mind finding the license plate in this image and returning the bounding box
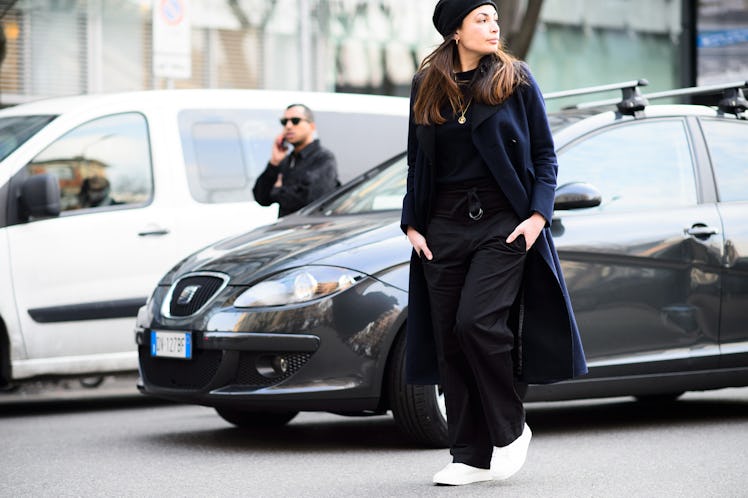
[150,331,192,359]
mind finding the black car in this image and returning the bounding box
[136,81,748,447]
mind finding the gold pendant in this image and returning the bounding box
[458,116,466,124]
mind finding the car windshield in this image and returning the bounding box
[315,153,407,216]
[0,115,57,163]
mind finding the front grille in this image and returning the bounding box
[234,352,312,387]
[167,274,227,317]
[139,346,222,390]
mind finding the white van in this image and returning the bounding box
[0,89,408,387]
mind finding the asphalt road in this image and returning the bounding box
[1,377,746,497]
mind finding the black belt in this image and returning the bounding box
[433,184,510,220]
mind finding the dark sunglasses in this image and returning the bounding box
[280,117,307,126]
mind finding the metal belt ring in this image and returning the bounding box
[469,208,484,220]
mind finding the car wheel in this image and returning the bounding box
[387,331,448,448]
[215,407,299,428]
[635,392,684,403]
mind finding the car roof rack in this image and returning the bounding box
[549,79,748,117]
[544,79,649,116]
[644,81,748,116]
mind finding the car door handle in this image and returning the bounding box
[685,225,719,238]
[138,228,170,237]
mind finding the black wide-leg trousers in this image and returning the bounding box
[421,188,527,469]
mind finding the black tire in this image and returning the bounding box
[387,332,448,448]
[215,407,298,428]
[635,392,684,403]
[79,376,105,388]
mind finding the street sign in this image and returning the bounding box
[152,0,192,79]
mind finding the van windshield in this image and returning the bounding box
[0,115,57,162]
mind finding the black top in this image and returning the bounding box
[434,68,493,186]
[253,139,339,217]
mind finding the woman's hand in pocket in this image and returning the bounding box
[507,212,546,251]
[407,226,433,261]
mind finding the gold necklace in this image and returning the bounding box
[457,98,472,125]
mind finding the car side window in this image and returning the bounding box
[699,119,748,202]
[556,119,698,213]
[25,113,153,213]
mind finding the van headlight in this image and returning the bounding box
[233,266,364,308]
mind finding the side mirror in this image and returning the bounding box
[554,182,602,211]
[20,174,61,219]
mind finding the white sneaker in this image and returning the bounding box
[432,463,493,486]
[490,423,532,480]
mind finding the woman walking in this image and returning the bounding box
[401,0,587,486]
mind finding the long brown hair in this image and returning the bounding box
[412,39,525,125]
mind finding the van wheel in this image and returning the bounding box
[79,376,105,388]
[387,332,448,448]
[215,407,298,428]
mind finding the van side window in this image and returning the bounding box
[25,113,153,212]
[192,122,248,190]
[179,109,276,204]
[700,119,748,202]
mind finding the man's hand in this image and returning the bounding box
[269,133,288,166]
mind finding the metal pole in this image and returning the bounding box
[299,0,311,91]
[86,0,103,94]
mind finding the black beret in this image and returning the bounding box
[433,0,498,37]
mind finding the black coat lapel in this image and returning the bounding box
[471,101,501,130]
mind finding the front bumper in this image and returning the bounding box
[136,276,407,412]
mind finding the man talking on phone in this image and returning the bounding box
[253,103,340,217]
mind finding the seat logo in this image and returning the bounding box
[177,285,201,306]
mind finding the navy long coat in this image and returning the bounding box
[401,66,588,385]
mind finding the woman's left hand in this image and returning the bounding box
[507,212,547,250]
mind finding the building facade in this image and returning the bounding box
[0,0,745,107]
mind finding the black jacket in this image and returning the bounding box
[253,139,339,216]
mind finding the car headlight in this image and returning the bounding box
[233,266,364,308]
